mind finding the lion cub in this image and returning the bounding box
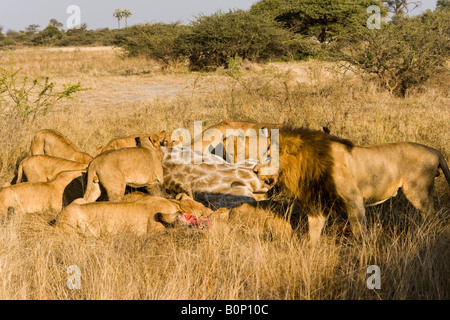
[83,135,164,203]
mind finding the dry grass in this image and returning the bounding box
[0,47,448,300]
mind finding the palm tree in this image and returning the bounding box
[113,9,123,29]
[122,9,133,28]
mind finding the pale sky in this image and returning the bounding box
[0,0,438,32]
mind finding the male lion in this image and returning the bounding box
[222,123,331,163]
[254,127,450,242]
[83,135,164,203]
[0,169,85,215]
[30,129,93,164]
[16,155,88,183]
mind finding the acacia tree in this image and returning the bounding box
[436,0,450,10]
[25,24,40,35]
[383,0,421,17]
[49,18,64,30]
[251,0,386,43]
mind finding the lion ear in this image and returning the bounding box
[222,118,232,125]
[150,134,160,146]
[158,131,166,141]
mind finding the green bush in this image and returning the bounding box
[180,10,293,70]
[0,58,83,124]
[32,25,64,46]
[114,23,189,66]
[56,28,118,47]
[335,10,450,97]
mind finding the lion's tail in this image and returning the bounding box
[83,164,100,202]
[438,152,450,186]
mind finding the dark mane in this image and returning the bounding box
[278,126,354,150]
[273,126,351,214]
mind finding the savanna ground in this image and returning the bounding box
[0,46,448,299]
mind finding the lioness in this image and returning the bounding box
[228,202,294,241]
[51,197,181,237]
[97,132,177,153]
[30,129,93,164]
[254,127,450,242]
[96,134,152,154]
[0,169,85,215]
[83,135,164,203]
[158,130,181,147]
[16,155,88,183]
[52,193,228,236]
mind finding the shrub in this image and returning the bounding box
[0,57,84,174]
[114,23,189,66]
[0,57,83,125]
[334,10,450,97]
[32,25,65,46]
[180,10,294,70]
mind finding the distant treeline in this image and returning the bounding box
[0,23,120,47]
[1,0,449,96]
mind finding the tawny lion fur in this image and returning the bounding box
[0,170,85,215]
[96,134,152,154]
[228,202,293,241]
[254,127,450,242]
[30,129,93,164]
[17,155,88,183]
[97,132,177,154]
[83,135,164,203]
[52,197,180,236]
[53,193,228,236]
